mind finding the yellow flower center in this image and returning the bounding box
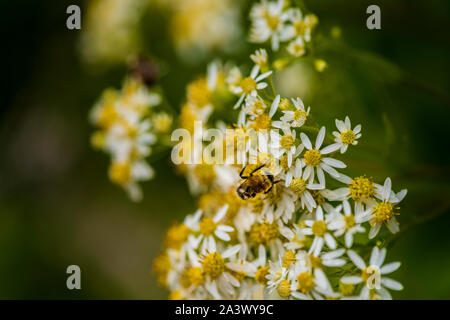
[372,201,396,223]
[255,266,270,284]
[280,135,295,150]
[187,77,211,107]
[266,14,280,30]
[310,190,325,206]
[297,272,314,294]
[349,176,375,202]
[277,280,291,298]
[202,252,225,279]
[251,114,271,130]
[109,162,131,185]
[199,217,216,236]
[344,215,356,229]
[154,113,172,133]
[341,130,356,145]
[168,290,182,300]
[249,222,279,244]
[98,104,118,129]
[194,164,216,186]
[252,99,266,115]
[186,267,204,287]
[289,178,307,195]
[241,77,257,94]
[312,220,327,237]
[339,282,355,296]
[293,109,308,122]
[282,250,296,268]
[304,149,322,167]
[153,253,171,286]
[294,20,307,36]
[164,223,190,250]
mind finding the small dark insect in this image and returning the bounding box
[130,55,159,87]
[236,163,279,200]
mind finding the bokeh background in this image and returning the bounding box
[1,0,449,299]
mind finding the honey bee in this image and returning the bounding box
[236,163,279,200]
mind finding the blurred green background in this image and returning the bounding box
[0,0,449,299]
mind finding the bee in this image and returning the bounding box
[236,163,279,200]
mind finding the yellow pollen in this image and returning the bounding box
[249,222,279,244]
[280,135,295,150]
[277,280,291,298]
[282,250,296,268]
[251,114,271,130]
[153,253,171,286]
[240,77,257,94]
[266,14,280,30]
[187,77,211,107]
[312,220,327,237]
[289,178,307,195]
[164,223,190,250]
[255,266,270,284]
[297,272,314,294]
[304,149,321,167]
[199,217,216,236]
[252,99,266,115]
[349,176,375,202]
[294,20,307,36]
[187,267,204,287]
[339,282,355,296]
[293,109,308,122]
[168,290,182,300]
[280,155,290,172]
[109,162,131,185]
[194,164,216,186]
[202,252,225,279]
[341,130,356,145]
[98,104,118,129]
[372,201,396,223]
[344,215,356,229]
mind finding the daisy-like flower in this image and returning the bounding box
[270,125,302,167]
[302,206,336,253]
[249,0,291,51]
[185,205,234,252]
[284,9,318,43]
[284,159,317,212]
[300,126,346,187]
[280,98,310,127]
[342,246,403,300]
[327,200,371,248]
[287,37,306,57]
[291,263,336,300]
[194,244,242,299]
[233,65,272,109]
[250,49,269,71]
[332,116,362,153]
[368,177,407,239]
[266,257,296,299]
[280,224,306,251]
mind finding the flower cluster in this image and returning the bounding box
[153,0,406,300]
[90,77,172,201]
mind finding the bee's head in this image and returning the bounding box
[236,185,255,200]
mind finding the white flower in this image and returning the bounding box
[284,159,317,212]
[332,116,361,153]
[327,200,371,248]
[250,49,269,69]
[185,205,234,252]
[280,97,310,127]
[368,177,407,239]
[291,263,336,300]
[270,125,302,167]
[280,225,306,251]
[342,246,403,300]
[249,0,291,51]
[300,126,346,188]
[287,37,306,57]
[233,65,272,109]
[302,206,336,254]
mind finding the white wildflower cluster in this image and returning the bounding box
[249,0,318,56]
[153,1,406,300]
[90,77,172,201]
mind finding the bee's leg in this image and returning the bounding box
[239,166,249,179]
[264,184,274,194]
[249,162,269,176]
